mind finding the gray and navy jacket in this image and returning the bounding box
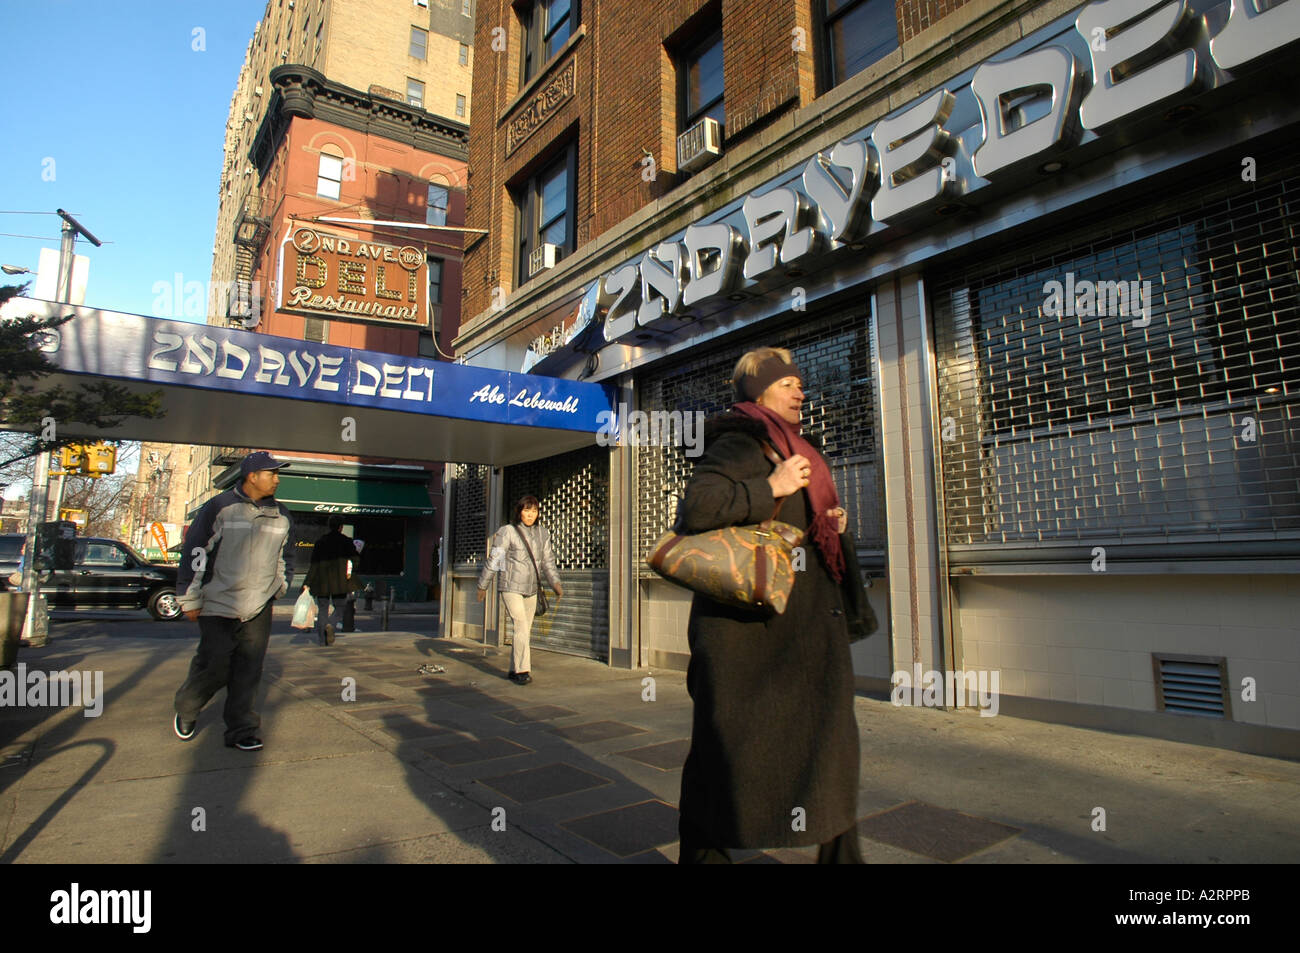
[477,522,561,596]
[177,486,294,621]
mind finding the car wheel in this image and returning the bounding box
[148,588,183,621]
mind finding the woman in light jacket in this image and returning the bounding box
[477,495,563,684]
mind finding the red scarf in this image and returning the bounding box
[733,401,845,583]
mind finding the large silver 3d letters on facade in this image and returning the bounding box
[577,0,1300,355]
[1210,0,1300,70]
[741,187,821,281]
[971,46,1081,179]
[1076,0,1201,130]
[801,140,877,243]
[870,90,957,222]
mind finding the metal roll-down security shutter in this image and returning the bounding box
[503,444,610,660]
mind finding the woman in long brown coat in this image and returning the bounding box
[677,346,864,863]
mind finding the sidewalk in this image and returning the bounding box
[2,610,1298,864]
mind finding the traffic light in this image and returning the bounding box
[58,445,85,473]
[55,442,117,478]
[59,508,87,529]
[83,443,117,476]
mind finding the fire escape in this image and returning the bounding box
[230,190,271,328]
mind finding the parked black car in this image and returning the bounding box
[0,533,182,621]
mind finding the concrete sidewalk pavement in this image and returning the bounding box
[2,611,1298,864]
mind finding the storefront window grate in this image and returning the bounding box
[637,303,884,569]
[934,165,1300,550]
[450,463,489,566]
[504,444,609,570]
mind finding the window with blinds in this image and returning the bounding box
[933,163,1300,555]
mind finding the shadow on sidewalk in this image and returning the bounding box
[254,631,689,863]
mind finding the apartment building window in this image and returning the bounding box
[680,28,724,134]
[407,77,425,108]
[410,25,428,60]
[427,182,449,226]
[821,0,899,89]
[515,142,576,285]
[427,255,444,345]
[456,94,467,117]
[317,151,344,199]
[462,0,473,16]
[459,42,470,66]
[521,0,576,83]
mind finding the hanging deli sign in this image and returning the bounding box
[535,0,1299,367]
[280,226,427,328]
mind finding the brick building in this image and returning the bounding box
[125,443,199,560]
[193,0,475,598]
[446,0,1300,755]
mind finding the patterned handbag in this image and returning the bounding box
[645,445,805,614]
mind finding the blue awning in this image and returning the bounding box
[3,297,617,466]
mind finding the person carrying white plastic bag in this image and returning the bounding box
[291,588,317,629]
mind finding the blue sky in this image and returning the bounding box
[0,0,269,319]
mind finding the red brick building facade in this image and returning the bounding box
[248,68,468,359]
[231,66,471,598]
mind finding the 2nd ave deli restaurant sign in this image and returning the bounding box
[280,226,427,328]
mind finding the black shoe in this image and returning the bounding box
[229,737,263,751]
[511,672,532,685]
[174,713,196,741]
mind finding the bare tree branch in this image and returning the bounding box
[0,284,165,465]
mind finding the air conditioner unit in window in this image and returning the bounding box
[528,243,561,278]
[677,117,723,173]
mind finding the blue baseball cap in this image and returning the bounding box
[240,451,290,477]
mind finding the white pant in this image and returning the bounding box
[500,592,537,675]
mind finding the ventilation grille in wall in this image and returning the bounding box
[1152,654,1230,719]
[303,316,329,343]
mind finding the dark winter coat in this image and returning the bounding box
[305,530,360,597]
[677,413,861,848]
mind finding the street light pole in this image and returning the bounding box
[19,209,103,647]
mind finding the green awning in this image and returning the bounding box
[274,474,434,517]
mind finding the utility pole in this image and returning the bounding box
[19,209,102,646]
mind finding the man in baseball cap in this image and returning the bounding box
[239,450,290,477]
[172,451,294,751]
